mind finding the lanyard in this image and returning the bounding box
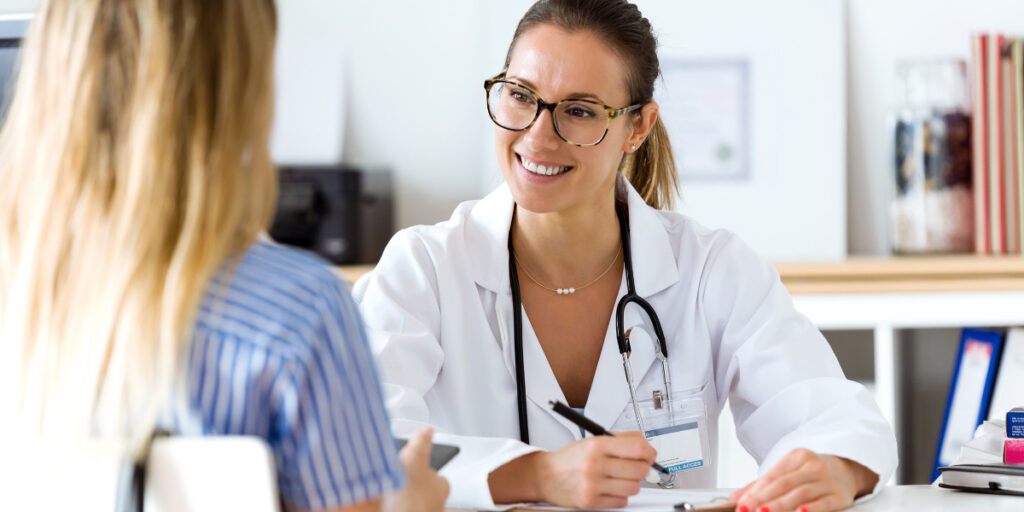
[508,187,671,443]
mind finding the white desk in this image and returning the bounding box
[853,484,1020,510]
[482,485,1022,512]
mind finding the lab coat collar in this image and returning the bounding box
[466,180,680,437]
[463,179,681,298]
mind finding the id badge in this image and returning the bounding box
[611,385,710,476]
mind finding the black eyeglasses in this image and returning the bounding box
[484,72,643,147]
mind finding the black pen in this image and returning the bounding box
[548,400,671,476]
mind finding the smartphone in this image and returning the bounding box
[393,438,460,470]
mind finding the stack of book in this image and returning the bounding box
[972,34,1024,254]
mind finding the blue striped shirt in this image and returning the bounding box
[168,240,405,510]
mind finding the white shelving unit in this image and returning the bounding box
[792,290,1024,442]
[774,257,1024,484]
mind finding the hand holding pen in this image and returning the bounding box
[490,401,661,509]
[548,400,673,478]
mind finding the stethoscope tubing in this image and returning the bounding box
[508,187,672,444]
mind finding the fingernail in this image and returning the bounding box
[798,507,809,512]
[757,507,770,512]
[736,506,749,512]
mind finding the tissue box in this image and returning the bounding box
[1007,438,1024,464]
[1009,408,1024,439]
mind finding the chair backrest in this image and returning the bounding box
[144,436,279,512]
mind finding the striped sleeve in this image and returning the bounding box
[272,279,406,510]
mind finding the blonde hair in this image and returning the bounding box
[0,0,278,458]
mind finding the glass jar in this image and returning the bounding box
[889,60,973,254]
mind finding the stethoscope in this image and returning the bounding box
[507,183,673,445]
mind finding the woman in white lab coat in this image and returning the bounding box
[355,1,896,511]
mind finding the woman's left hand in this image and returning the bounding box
[728,448,878,512]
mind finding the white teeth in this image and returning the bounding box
[521,156,569,176]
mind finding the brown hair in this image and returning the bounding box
[504,0,679,210]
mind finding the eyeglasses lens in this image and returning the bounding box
[487,81,608,146]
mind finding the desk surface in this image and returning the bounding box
[481,485,1022,512]
[854,484,1020,510]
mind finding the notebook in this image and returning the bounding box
[938,463,1024,497]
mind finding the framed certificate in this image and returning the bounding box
[656,59,749,181]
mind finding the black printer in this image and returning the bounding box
[270,165,394,265]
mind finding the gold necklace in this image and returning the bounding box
[513,244,621,295]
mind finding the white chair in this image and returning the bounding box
[144,436,279,512]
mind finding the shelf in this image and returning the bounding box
[776,256,1024,294]
[339,255,1024,294]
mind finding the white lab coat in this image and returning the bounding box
[353,182,897,509]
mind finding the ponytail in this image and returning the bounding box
[623,117,678,210]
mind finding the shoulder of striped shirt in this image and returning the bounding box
[195,240,351,349]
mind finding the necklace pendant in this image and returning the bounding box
[556,287,576,295]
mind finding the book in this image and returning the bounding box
[988,327,1024,421]
[938,463,1024,496]
[934,328,1004,480]
[988,34,1006,254]
[1002,43,1020,254]
[1013,39,1024,254]
[972,34,990,254]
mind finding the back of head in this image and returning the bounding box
[506,0,679,209]
[0,0,278,460]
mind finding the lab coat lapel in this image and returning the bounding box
[584,274,657,432]
[586,182,682,431]
[623,180,681,298]
[466,185,520,379]
[464,184,515,296]
[474,185,581,437]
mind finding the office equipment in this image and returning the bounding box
[270,165,393,265]
[548,400,671,478]
[392,438,460,470]
[938,463,1024,496]
[934,328,1004,480]
[0,14,30,123]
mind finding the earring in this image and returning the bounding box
[631,144,636,151]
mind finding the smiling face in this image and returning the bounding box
[496,24,639,215]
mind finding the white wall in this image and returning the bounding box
[0,1,34,15]
[324,0,492,229]
[847,0,1024,255]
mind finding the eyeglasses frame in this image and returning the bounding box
[483,72,644,147]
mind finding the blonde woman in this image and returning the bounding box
[0,1,447,511]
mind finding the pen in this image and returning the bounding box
[673,499,736,511]
[548,400,671,476]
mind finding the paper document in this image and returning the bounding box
[515,488,728,512]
